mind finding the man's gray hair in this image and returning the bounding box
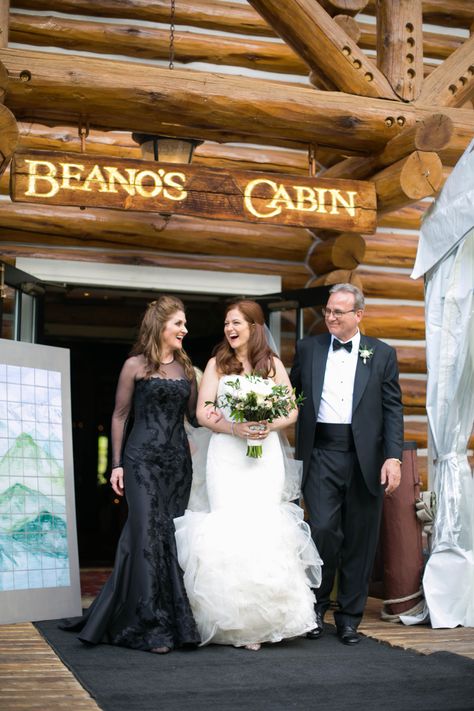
[329,283,365,311]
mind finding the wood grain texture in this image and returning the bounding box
[11,150,377,231]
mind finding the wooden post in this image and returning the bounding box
[0,0,8,49]
[0,104,18,176]
[376,0,423,101]
[246,0,398,98]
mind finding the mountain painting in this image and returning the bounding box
[0,363,71,592]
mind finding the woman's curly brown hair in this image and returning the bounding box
[130,295,194,380]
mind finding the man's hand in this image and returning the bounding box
[381,458,401,495]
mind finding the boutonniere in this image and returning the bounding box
[359,344,374,365]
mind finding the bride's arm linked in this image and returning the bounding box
[265,358,298,435]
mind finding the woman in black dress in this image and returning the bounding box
[63,295,200,654]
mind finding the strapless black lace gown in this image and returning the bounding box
[62,376,200,651]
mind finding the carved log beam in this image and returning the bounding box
[0,103,18,176]
[376,0,423,101]
[0,242,310,291]
[416,34,474,108]
[0,201,312,261]
[247,0,397,98]
[0,48,426,152]
[372,151,443,214]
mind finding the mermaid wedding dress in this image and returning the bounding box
[175,375,322,647]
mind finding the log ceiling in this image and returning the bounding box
[1,0,473,426]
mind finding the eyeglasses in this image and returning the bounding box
[322,307,356,319]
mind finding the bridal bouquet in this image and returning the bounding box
[212,373,303,458]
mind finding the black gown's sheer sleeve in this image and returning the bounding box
[186,374,200,428]
[111,359,137,467]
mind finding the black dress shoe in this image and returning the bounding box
[306,612,324,639]
[336,625,361,645]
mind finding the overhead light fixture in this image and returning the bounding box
[132,133,203,164]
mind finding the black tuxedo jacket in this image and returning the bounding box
[290,333,404,496]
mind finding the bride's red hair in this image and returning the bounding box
[214,300,276,377]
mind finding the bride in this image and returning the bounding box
[174,300,321,650]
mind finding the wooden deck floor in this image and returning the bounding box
[360,597,474,660]
[1,597,473,711]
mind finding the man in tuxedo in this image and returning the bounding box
[290,283,403,645]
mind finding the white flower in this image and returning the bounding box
[359,344,374,365]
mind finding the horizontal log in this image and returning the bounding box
[8,12,308,77]
[3,48,472,156]
[8,9,459,81]
[361,305,425,339]
[400,377,426,408]
[0,48,432,153]
[308,233,366,274]
[1,243,310,291]
[0,201,312,261]
[13,122,311,175]
[372,151,443,214]
[11,0,276,37]
[318,0,369,15]
[309,269,363,290]
[13,0,474,36]
[362,232,419,268]
[395,346,426,374]
[378,202,427,230]
[355,267,424,300]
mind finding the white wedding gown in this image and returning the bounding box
[175,375,322,647]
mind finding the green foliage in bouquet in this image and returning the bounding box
[207,373,304,458]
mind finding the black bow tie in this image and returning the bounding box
[333,339,352,353]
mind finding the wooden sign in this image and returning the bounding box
[10,151,377,232]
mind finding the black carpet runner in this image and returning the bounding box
[35,619,474,711]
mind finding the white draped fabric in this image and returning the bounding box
[410,140,474,628]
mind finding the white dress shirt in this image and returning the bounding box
[317,330,361,424]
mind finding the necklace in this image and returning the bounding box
[161,356,175,365]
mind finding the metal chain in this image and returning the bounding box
[169,0,176,70]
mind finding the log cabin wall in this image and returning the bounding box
[1,1,474,487]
